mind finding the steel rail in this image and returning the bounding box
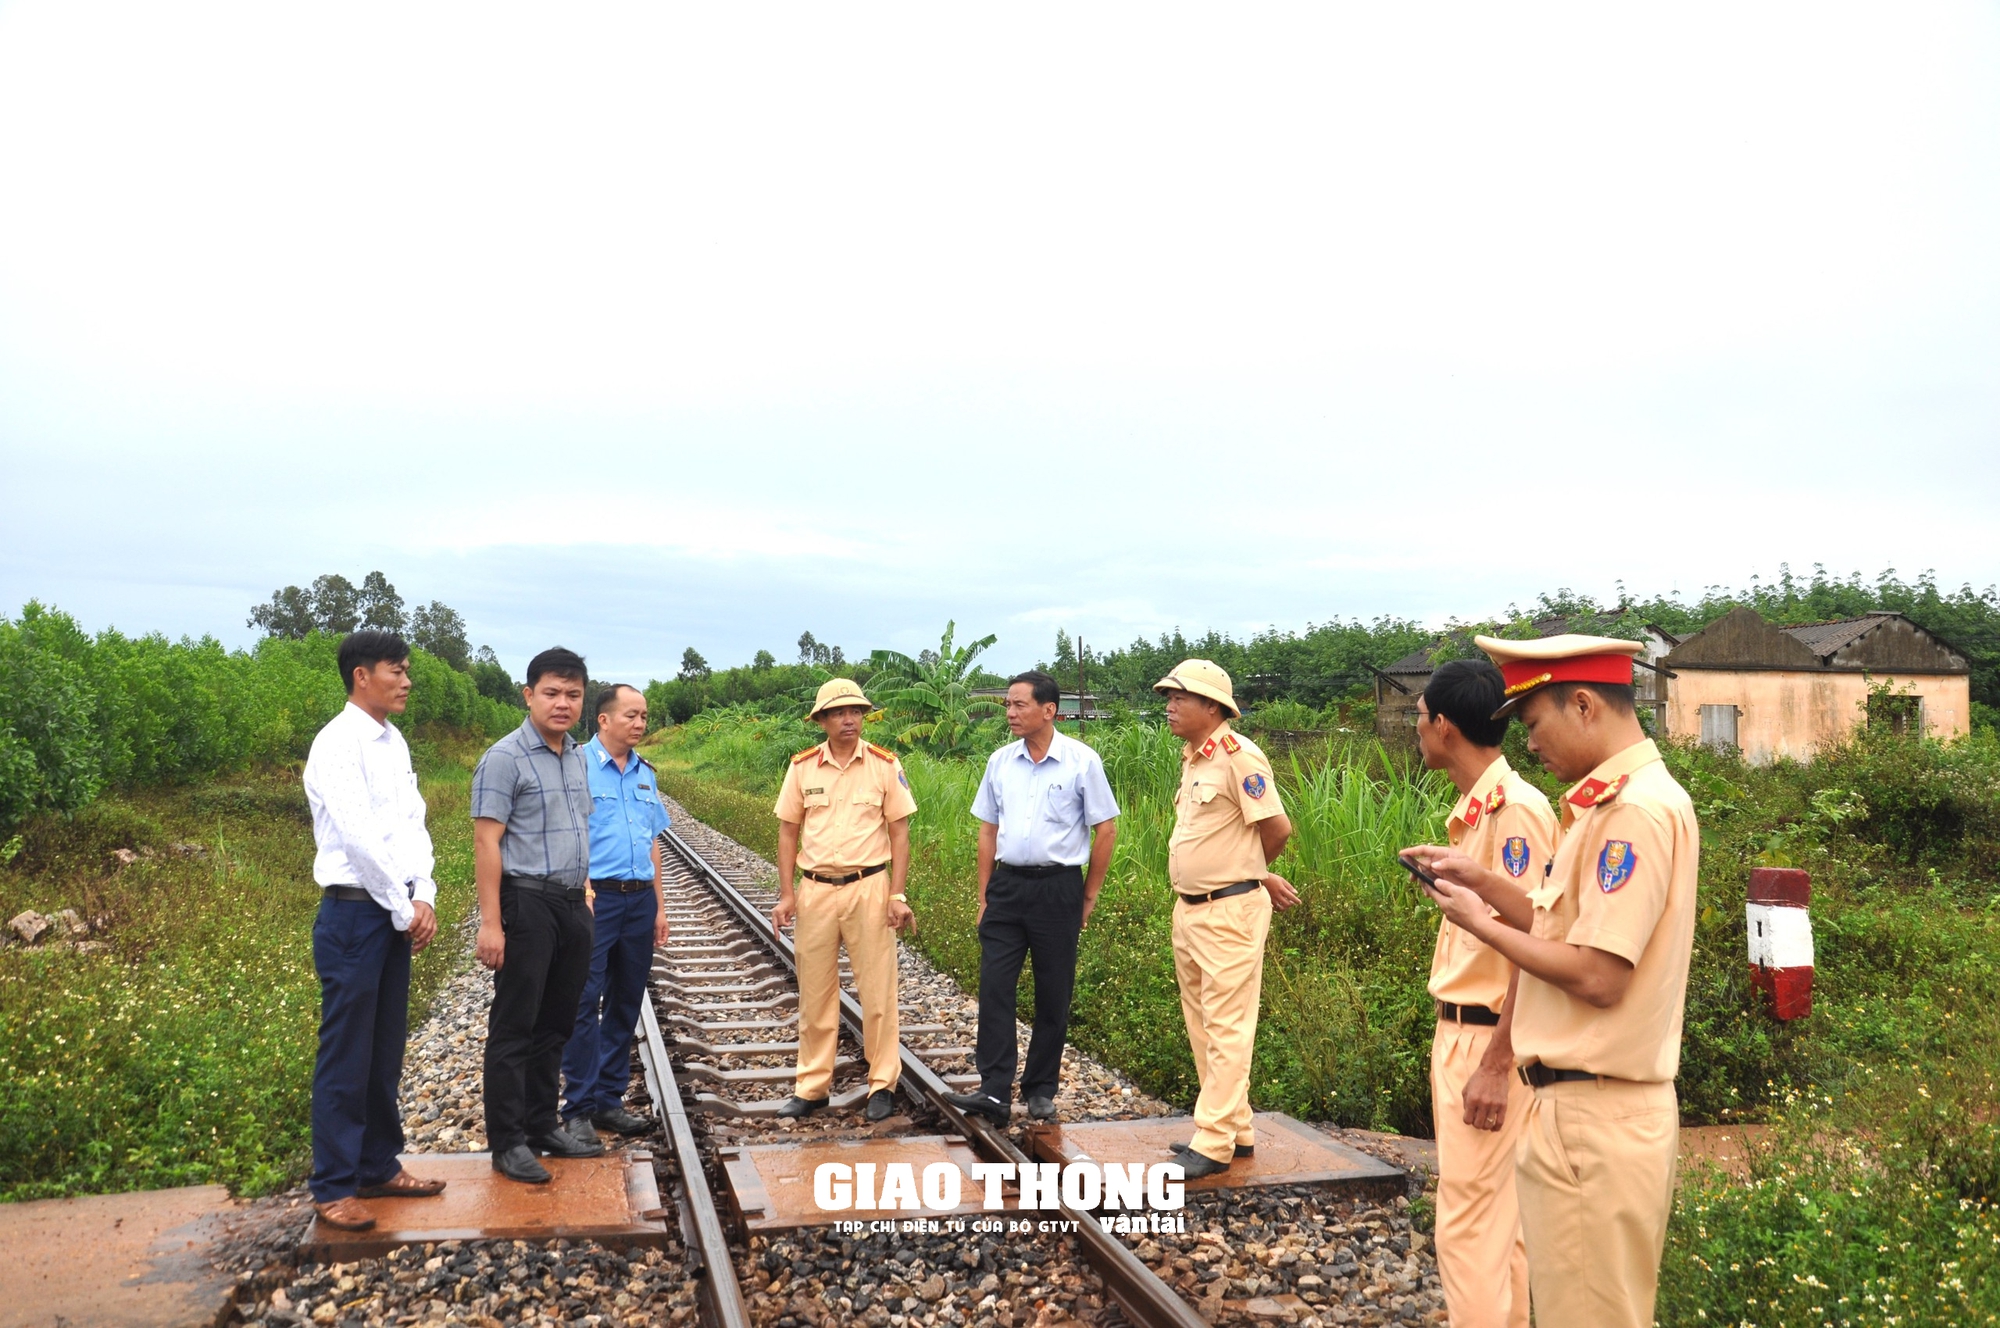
[657,825,1207,1328]
[635,929,754,1327]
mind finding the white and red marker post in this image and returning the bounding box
[1747,867,1813,1020]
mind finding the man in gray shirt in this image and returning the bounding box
[471,646,601,1184]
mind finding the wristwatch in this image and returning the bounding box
[889,893,907,902]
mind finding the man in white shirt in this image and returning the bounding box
[945,671,1119,1125]
[301,630,446,1232]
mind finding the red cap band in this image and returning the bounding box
[1499,653,1635,698]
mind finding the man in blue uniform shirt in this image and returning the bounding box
[561,684,673,1144]
[945,671,1119,1125]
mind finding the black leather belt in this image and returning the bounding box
[996,862,1073,879]
[1520,1064,1599,1088]
[327,883,413,904]
[591,878,657,893]
[503,874,588,900]
[1176,880,1261,905]
[803,863,888,886]
[1437,1001,1501,1027]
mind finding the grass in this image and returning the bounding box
[0,727,484,1201]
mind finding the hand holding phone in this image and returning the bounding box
[1398,853,1440,889]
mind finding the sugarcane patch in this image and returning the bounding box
[1598,840,1637,893]
[1503,836,1530,878]
[1242,773,1267,799]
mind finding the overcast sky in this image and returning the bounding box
[3,2,1996,682]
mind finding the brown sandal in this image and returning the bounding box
[356,1169,448,1198]
[313,1196,377,1231]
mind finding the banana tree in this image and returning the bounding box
[867,621,1002,758]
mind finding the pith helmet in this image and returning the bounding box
[1475,634,1644,718]
[1153,658,1240,718]
[810,677,875,718]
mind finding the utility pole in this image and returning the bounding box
[1077,635,1087,741]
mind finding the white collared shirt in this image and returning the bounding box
[303,701,437,931]
[970,729,1120,867]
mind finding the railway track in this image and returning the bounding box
[638,822,1209,1328]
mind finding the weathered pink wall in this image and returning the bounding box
[1666,671,1970,764]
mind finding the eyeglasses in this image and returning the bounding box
[1406,710,1429,727]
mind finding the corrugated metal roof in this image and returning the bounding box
[1778,614,1895,658]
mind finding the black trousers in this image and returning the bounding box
[484,885,594,1151]
[974,864,1084,1104]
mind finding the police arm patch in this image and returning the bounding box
[1502,836,1530,877]
[1242,772,1266,799]
[1597,840,1637,892]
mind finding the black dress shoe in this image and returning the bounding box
[1171,1145,1232,1180]
[565,1116,601,1148]
[492,1144,551,1184]
[944,1091,1009,1125]
[1178,1139,1255,1158]
[776,1095,830,1118]
[533,1127,605,1158]
[865,1089,896,1122]
[1026,1095,1058,1121]
[593,1107,651,1136]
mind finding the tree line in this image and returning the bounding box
[644,565,2000,738]
[0,603,521,833]
[246,571,519,710]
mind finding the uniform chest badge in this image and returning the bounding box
[1242,773,1266,799]
[1502,836,1530,877]
[1597,840,1637,892]
[1461,799,1481,829]
[804,786,825,797]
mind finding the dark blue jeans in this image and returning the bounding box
[561,885,658,1120]
[309,894,411,1202]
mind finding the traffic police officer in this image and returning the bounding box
[1407,659,1557,1328]
[770,679,917,1124]
[1408,635,1698,1328]
[1154,659,1299,1180]
[562,684,672,1145]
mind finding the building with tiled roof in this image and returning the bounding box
[1661,607,1969,762]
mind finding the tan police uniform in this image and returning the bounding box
[1428,755,1557,1328]
[1156,660,1283,1166]
[1479,635,1699,1328]
[773,683,918,1102]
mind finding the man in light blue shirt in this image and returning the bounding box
[561,684,672,1144]
[945,671,1119,1125]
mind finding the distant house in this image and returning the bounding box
[1661,608,1969,763]
[1371,616,1678,742]
[968,688,1110,722]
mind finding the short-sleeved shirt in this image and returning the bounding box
[1511,738,1700,1083]
[1427,755,1560,1012]
[583,735,672,881]
[773,740,918,872]
[1168,723,1285,895]
[470,717,593,888]
[970,730,1120,868]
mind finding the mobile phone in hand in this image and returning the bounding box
[1398,854,1440,889]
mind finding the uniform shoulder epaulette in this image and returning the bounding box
[1485,783,1508,815]
[1220,733,1243,755]
[866,742,898,761]
[1567,774,1628,809]
[791,746,821,765]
